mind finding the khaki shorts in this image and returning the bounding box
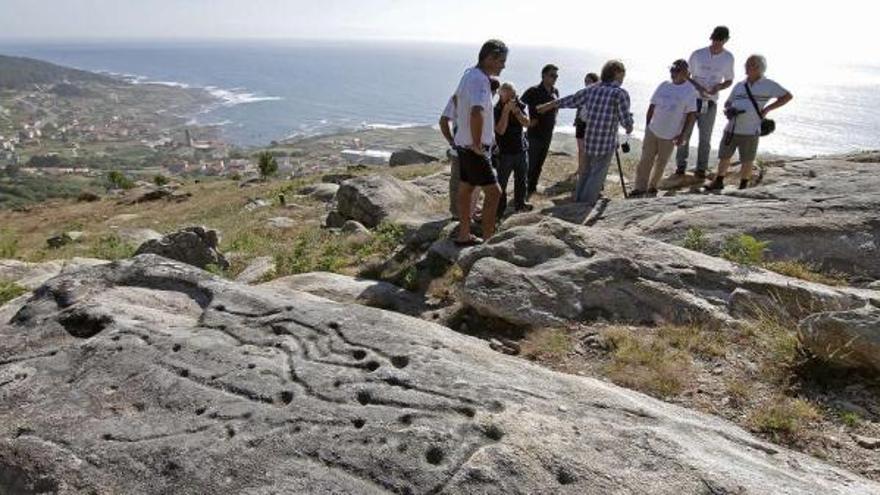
[718,132,759,163]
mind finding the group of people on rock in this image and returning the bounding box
[440,27,793,246]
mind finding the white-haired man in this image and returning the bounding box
[706,54,793,191]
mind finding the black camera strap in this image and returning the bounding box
[744,82,764,120]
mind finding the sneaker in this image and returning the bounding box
[693,170,707,179]
[646,189,659,197]
[514,203,534,212]
[672,170,686,177]
[739,179,749,190]
[629,190,645,199]
[705,177,725,191]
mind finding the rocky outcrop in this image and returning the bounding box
[299,183,340,202]
[234,256,276,285]
[134,226,228,270]
[0,258,108,290]
[800,305,880,374]
[549,156,880,281]
[1,255,877,494]
[335,175,442,228]
[389,149,438,167]
[115,228,162,248]
[341,220,372,237]
[409,172,451,198]
[262,271,427,316]
[458,216,879,329]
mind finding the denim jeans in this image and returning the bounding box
[495,151,528,221]
[676,100,717,173]
[576,152,613,205]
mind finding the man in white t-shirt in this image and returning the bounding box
[675,26,735,178]
[631,59,699,197]
[452,39,507,246]
[706,54,793,191]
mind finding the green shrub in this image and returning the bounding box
[106,170,134,190]
[355,222,405,261]
[89,234,136,260]
[682,227,711,254]
[721,234,769,266]
[257,152,278,179]
[153,174,169,186]
[0,279,27,305]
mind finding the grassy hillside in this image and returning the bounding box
[0,54,114,89]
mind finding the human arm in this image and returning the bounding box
[495,104,511,135]
[709,55,735,95]
[439,116,454,146]
[708,80,733,95]
[762,92,793,116]
[512,103,530,126]
[535,100,559,115]
[675,112,696,145]
[618,90,634,134]
[645,104,655,128]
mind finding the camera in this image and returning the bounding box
[724,107,745,120]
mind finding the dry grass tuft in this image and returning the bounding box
[521,328,574,361]
[749,396,823,443]
[601,326,694,398]
[763,260,848,286]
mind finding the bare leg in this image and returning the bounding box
[480,183,502,239]
[457,183,476,242]
[471,188,481,217]
[716,158,732,178]
[740,161,754,180]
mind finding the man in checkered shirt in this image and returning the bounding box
[539,60,634,206]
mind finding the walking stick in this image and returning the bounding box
[615,148,628,198]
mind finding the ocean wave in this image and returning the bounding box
[362,122,426,130]
[103,71,282,107]
[204,86,284,106]
[185,118,233,127]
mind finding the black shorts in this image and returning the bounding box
[575,120,586,139]
[457,147,498,186]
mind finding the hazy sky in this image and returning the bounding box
[1,0,875,66]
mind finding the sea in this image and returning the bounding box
[1,39,878,157]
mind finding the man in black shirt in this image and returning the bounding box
[493,82,532,221]
[521,64,560,197]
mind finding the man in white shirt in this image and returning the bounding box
[706,54,792,191]
[452,39,507,246]
[675,26,735,179]
[631,59,699,197]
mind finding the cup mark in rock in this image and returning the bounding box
[391,355,410,369]
[425,446,445,465]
